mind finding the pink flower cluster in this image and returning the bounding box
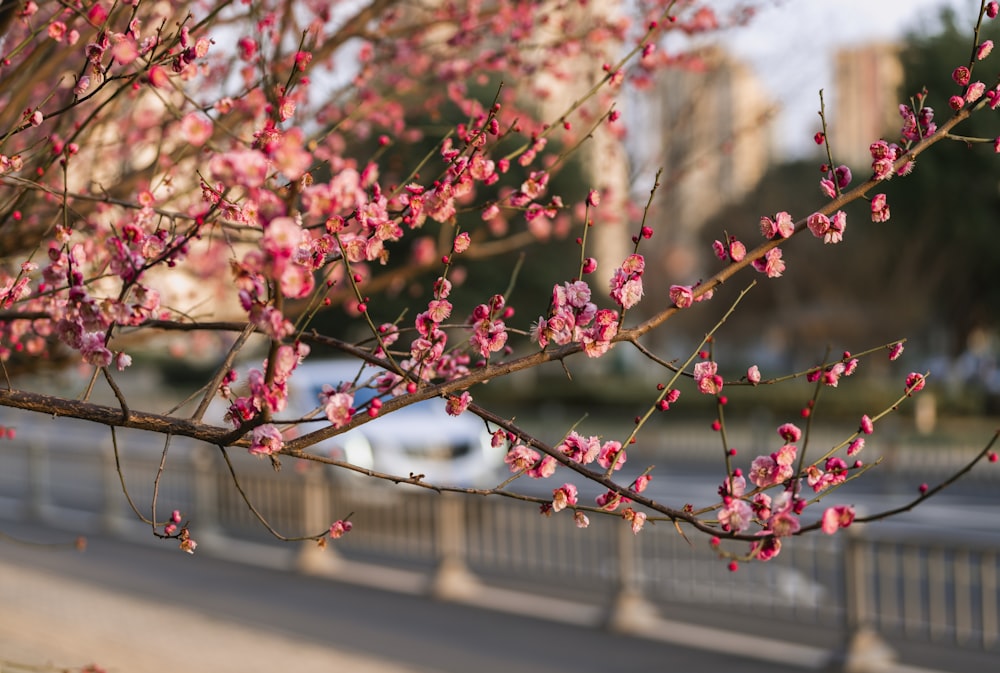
[609,254,645,309]
[805,211,847,244]
[899,104,936,143]
[504,444,557,479]
[469,295,509,361]
[749,444,797,489]
[870,139,912,180]
[224,343,310,456]
[693,361,723,395]
[806,352,859,387]
[534,281,619,357]
[712,236,747,263]
[806,457,848,493]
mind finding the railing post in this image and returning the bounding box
[189,445,227,545]
[824,525,898,673]
[100,439,128,535]
[428,492,479,600]
[604,519,659,633]
[24,439,50,523]
[296,466,341,575]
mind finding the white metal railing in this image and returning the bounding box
[0,431,997,654]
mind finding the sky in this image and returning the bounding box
[720,0,982,156]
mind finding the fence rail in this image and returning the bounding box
[1,431,997,658]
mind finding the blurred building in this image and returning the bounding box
[635,46,774,284]
[831,43,904,167]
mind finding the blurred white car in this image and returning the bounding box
[283,360,504,487]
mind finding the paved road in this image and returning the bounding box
[0,521,821,673]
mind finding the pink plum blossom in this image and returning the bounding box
[445,391,472,415]
[321,388,354,428]
[329,519,353,539]
[250,424,283,456]
[669,284,693,308]
[597,441,626,471]
[718,498,753,533]
[751,248,785,278]
[871,194,890,222]
[622,507,646,534]
[821,506,855,534]
[776,423,801,442]
[505,445,540,472]
[860,415,874,435]
[552,483,579,512]
[807,213,830,238]
[760,211,794,239]
[905,372,926,394]
[528,455,558,479]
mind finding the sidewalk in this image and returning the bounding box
[0,558,425,673]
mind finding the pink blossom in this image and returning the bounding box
[952,66,971,86]
[48,21,67,41]
[847,438,865,456]
[574,511,590,528]
[751,248,785,278]
[250,424,283,456]
[528,455,558,479]
[669,284,694,308]
[552,483,578,512]
[712,239,727,260]
[871,193,890,222]
[747,365,761,385]
[596,490,626,512]
[751,535,782,561]
[949,95,965,110]
[632,474,652,493]
[505,445,539,472]
[768,506,801,537]
[824,211,846,244]
[821,506,855,534]
[966,81,986,104]
[622,507,646,534]
[819,178,836,198]
[807,212,830,238]
[445,391,472,415]
[905,372,926,394]
[777,423,801,443]
[610,254,644,309]
[835,165,852,189]
[586,189,600,207]
[749,450,795,488]
[889,342,905,360]
[329,519,353,539]
[728,238,747,262]
[718,498,753,533]
[977,40,994,60]
[597,440,626,471]
[989,2,999,19]
[860,414,874,435]
[321,388,354,428]
[693,361,719,393]
[760,211,794,239]
[179,532,197,554]
[558,431,601,464]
